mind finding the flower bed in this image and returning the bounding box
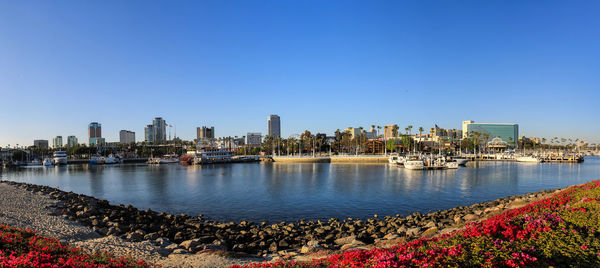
[236,180,600,267]
[0,225,151,267]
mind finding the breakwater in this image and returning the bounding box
[0,180,558,258]
[268,156,388,163]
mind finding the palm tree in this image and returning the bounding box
[418,127,424,151]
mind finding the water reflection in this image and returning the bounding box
[1,157,599,222]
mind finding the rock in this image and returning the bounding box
[172,248,187,254]
[126,232,143,242]
[155,237,173,247]
[269,242,278,252]
[406,227,420,236]
[383,233,399,240]
[422,227,438,238]
[340,240,365,251]
[463,214,478,221]
[106,227,119,236]
[425,221,437,228]
[278,239,289,248]
[307,240,320,247]
[165,243,179,250]
[144,232,159,240]
[334,235,356,245]
[179,239,201,250]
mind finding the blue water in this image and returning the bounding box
[1,157,599,222]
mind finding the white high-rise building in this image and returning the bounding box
[52,136,63,148]
[119,130,135,144]
[67,136,78,147]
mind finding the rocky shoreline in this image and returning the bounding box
[0,180,560,262]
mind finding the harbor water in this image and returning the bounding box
[1,156,599,222]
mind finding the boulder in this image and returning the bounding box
[463,214,478,221]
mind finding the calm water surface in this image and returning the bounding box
[2,157,599,222]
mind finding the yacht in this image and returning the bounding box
[159,154,179,164]
[52,151,68,165]
[104,155,122,164]
[453,158,469,166]
[404,160,425,170]
[191,148,235,164]
[445,161,460,169]
[43,158,53,166]
[516,156,543,163]
[90,155,106,164]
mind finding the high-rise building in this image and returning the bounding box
[33,140,49,149]
[246,132,262,147]
[383,124,398,140]
[197,126,215,140]
[52,136,63,148]
[67,136,78,147]
[344,127,361,139]
[88,122,102,145]
[462,120,519,146]
[268,115,281,138]
[145,117,167,143]
[153,117,167,142]
[119,130,135,144]
[144,125,154,143]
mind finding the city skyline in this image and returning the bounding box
[1,0,599,146]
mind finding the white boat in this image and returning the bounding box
[90,155,106,164]
[453,158,469,166]
[148,154,179,164]
[388,154,400,164]
[147,157,160,164]
[191,149,235,164]
[104,155,121,164]
[52,151,68,165]
[404,160,424,170]
[516,156,542,163]
[445,161,459,169]
[158,156,179,164]
[43,158,53,166]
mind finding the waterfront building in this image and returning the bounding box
[67,136,78,147]
[246,132,262,147]
[344,127,361,139]
[89,137,105,146]
[430,125,462,142]
[144,125,154,143]
[268,115,281,138]
[217,137,244,150]
[52,136,63,148]
[119,130,135,144]
[197,126,215,140]
[33,140,49,149]
[365,126,377,139]
[152,117,167,142]
[88,122,102,145]
[144,117,167,143]
[462,120,519,146]
[384,124,398,140]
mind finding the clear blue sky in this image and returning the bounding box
[1,0,599,146]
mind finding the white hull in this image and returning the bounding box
[404,160,424,170]
[43,158,53,166]
[104,157,119,164]
[53,157,68,165]
[158,158,179,164]
[516,156,542,163]
[454,158,469,165]
[445,162,459,169]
